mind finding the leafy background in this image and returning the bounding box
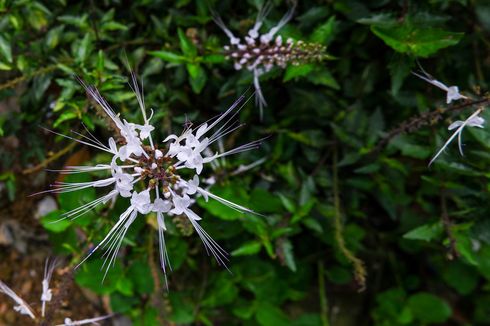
[1,0,490,325]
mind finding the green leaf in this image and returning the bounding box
[201,54,226,63]
[231,241,262,256]
[58,174,96,212]
[201,274,238,307]
[0,34,12,63]
[249,188,282,213]
[441,262,478,295]
[407,292,452,323]
[305,66,339,89]
[75,259,123,295]
[76,33,93,62]
[53,110,78,128]
[149,50,187,64]
[371,25,463,57]
[403,222,443,242]
[283,64,315,82]
[127,260,154,295]
[281,239,297,272]
[256,303,289,325]
[178,28,197,57]
[310,16,336,45]
[186,63,207,93]
[41,210,72,233]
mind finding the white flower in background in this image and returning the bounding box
[57,315,113,326]
[412,71,468,104]
[41,73,264,287]
[0,280,36,319]
[428,108,484,166]
[412,68,483,165]
[213,1,328,119]
[0,259,112,324]
[41,257,59,318]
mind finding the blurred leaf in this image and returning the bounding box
[255,302,289,325]
[371,25,463,57]
[187,63,207,93]
[231,241,262,256]
[149,50,188,64]
[178,28,197,57]
[0,34,12,63]
[283,64,315,82]
[403,222,443,242]
[310,16,336,45]
[407,292,452,323]
[41,210,72,233]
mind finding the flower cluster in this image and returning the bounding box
[0,258,112,325]
[213,1,327,117]
[42,74,262,286]
[412,69,485,165]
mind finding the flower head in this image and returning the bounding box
[42,74,263,287]
[213,1,328,118]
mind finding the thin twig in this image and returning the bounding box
[22,141,78,175]
[0,65,57,91]
[332,146,367,291]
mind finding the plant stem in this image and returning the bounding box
[332,146,367,291]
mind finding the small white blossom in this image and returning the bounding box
[429,109,484,165]
[412,71,468,104]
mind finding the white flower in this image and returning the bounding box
[1,258,114,324]
[41,75,264,288]
[412,71,468,104]
[212,2,297,118]
[429,109,484,165]
[448,116,485,130]
[40,258,58,317]
[0,280,36,319]
[131,189,153,214]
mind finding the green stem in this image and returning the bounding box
[332,147,367,291]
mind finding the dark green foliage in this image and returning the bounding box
[2,0,490,325]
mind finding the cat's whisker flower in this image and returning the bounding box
[429,108,484,166]
[38,76,263,288]
[213,0,328,118]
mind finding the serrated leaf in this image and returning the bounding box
[149,50,187,64]
[407,292,452,323]
[283,64,315,82]
[310,16,336,45]
[371,25,463,57]
[187,63,207,93]
[231,241,262,256]
[404,222,443,242]
[178,28,197,57]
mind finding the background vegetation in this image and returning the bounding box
[1,0,490,325]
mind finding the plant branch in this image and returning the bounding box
[332,146,367,291]
[373,97,490,153]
